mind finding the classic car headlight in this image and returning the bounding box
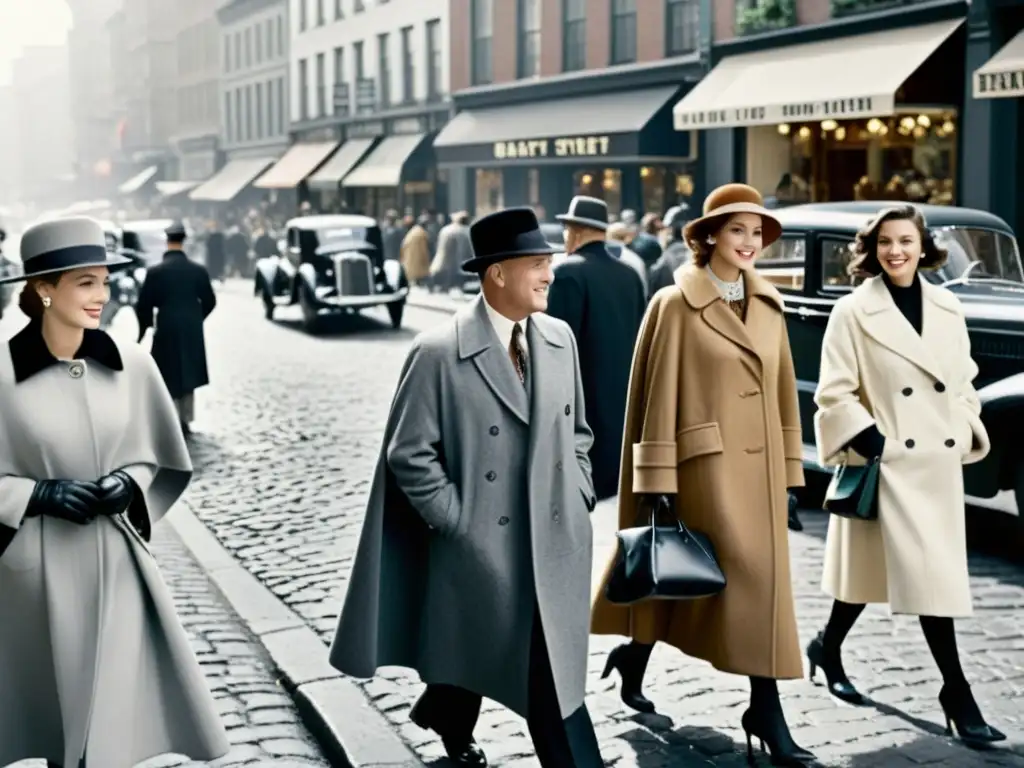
[134,267,146,282]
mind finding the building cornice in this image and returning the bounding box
[217,0,286,26]
[288,99,452,132]
[452,54,704,110]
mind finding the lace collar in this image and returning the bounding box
[705,264,745,303]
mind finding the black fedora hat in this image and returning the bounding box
[556,195,609,231]
[462,207,557,273]
[165,220,187,241]
[0,216,134,285]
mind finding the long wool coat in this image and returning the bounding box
[591,264,805,680]
[0,320,229,768]
[330,296,597,719]
[814,276,990,617]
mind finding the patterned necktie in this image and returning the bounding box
[509,323,527,385]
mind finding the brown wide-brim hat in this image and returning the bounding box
[682,183,782,250]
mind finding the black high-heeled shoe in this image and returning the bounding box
[741,708,816,766]
[938,682,1007,749]
[806,631,865,705]
[600,642,656,713]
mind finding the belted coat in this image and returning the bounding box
[591,264,805,680]
[814,276,990,617]
[330,296,598,719]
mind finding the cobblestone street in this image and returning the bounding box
[108,282,1024,767]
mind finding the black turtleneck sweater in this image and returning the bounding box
[845,273,922,459]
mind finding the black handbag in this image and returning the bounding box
[605,495,726,605]
[823,457,881,521]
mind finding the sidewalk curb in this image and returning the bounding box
[166,502,425,768]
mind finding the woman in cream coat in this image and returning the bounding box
[812,204,1006,748]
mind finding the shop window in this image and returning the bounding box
[820,238,862,291]
[757,236,805,292]
[573,169,622,219]
[476,169,503,217]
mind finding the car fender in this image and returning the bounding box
[296,262,318,297]
[962,375,1024,498]
[978,373,1024,412]
[382,259,406,291]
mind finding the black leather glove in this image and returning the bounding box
[847,425,885,460]
[93,470,135,518]
[24,480,101,525]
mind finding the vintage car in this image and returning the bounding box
[754,201,1024,518]
[254,214,408,332]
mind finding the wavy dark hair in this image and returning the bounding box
[847,205,947,277]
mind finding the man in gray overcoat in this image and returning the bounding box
[329,207,604,768]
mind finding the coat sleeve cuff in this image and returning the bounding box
[785,459,805,488]
[814,403,876,467]
[782,427,802,461]
[632,441,677,495]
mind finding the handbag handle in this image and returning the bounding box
[644,495,719,566]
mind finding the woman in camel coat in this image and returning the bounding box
[809,204,1005,749]
[399,219,431,284]
[591,184,813,766]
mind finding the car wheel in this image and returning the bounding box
[299,284,319,333]
[388,299,405,329]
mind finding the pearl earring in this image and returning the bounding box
[42,296,51,308]
[706,237,716,245]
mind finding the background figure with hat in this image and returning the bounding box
[647,203,693,295]
[134,220,217,436]
[591,184,815,766]
[329,206,604,768]
[428,210,474,293]
[0,216,229,768]
[548,195,645,502]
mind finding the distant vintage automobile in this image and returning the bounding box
[254,214,408,332]
[754,201,1024,517]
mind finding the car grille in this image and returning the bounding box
[969,331,1024,361]
[335,254,373,296]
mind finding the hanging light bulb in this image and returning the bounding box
[821,119,838,131]
[867,118,883,133]
[942,120,955,134]
[917,114,931,127]
[900,116,916,131]
[798,126,812,139]
[913,125,926,138]
[835,126,847,140]
[777,123,791,135]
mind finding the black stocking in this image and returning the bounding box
[749,675,781,714]
[821,599,866,653]
[919,615,968,689]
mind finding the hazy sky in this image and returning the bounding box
[0,0,73,85]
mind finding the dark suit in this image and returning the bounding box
[545,240,646,500]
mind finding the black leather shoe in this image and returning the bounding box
[741,707,816,766]
[806,631,865,705]
[939,682,1007,749]
[409,704,488,766]
[601,642,656,713]
[787,492,803,532]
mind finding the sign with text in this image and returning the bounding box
[673,94,897,130]
[492,134,613,160]
[431,131,695,166]
[974,67,1024,99]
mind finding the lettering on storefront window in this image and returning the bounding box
[492,135,611,160]
[781,97,874,119]
[675,107,766,127]
[976,69,1024,97]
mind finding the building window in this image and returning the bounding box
[666,0,698,55]
[333,46,345,114]
[245,85,253,140]
[277,15,284,52]
[563,0,585,71]
[611,0,637,64]
[335,0,344,19]
[266,19,274,58]
[299,0,307,31]
[298,57,309,120]
[276,77,285,133]
[224,92,233,141]
[426,19,441,100]
[377,33,391,107]
[517,0,540,78]
[245,27,252,67]
[266,78,275,134]
[234,89,242,142]
[223,35,231,72]
[316,0,325,25]
[233,31,241,69]
[256,82,264,138]
[255,23,263,62]
[316,52,326,116]
[471,0,493,85]
[400,26,414,103]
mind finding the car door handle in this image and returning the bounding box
[795,306,827,319]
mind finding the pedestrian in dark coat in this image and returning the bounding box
[135,221,216,435]
[330,207,604,768]
[547,195,645,501]
[203,225,225,282]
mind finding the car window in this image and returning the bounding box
[821,238,865,291]
[757,236,805,292]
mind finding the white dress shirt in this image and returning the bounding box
[482,295,530,360]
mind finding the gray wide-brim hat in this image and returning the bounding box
[0,216,134,285]
[555,195,609,231]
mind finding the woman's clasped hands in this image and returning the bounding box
[24,471,135,525]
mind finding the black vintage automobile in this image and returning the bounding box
[254,214,409,333]
[754,201,1024,518]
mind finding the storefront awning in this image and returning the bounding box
[673,18,963,130]
[118,165,158,195]
[307,138,376,188]
[253,141,339,188]
[974,29,1024,98]
[341,134,427,188]
[189,157,275,201]
[433,86,683,166]
[155,180,202,197]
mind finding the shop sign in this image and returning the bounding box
[492,135,611,160]
[674,95,893,130]
[975,68,1024,98]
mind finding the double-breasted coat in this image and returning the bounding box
[814,276,990,617]
[591,264,805,680]
[547,241,646,500]
[330,296,597,719]
[135,250,216,400]
[0,320,229,768]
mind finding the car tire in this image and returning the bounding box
[388,299,405,329]
[299,283,319,333]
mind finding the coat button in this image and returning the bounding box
[485,470,496,481]
[935,382,946,392]
[945,438,956,447]
[564,404,571,415]
[68,361,84,379]
[489,425,499,436]
[498,516,509,526]
[556,460,563,470]
[902,387,912,396]
[905,439,915,448]
[552,507,560,521]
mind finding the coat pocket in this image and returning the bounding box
[676,422,725,465]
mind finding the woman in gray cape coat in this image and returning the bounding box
[0,217,229,768]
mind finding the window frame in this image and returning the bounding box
[377,32,391,108]
[517,0,541,79]
[562,0,586,72]
[610,0,637,65]
[471,0,493,86]
[665,0,699,56]
[426,19,442,100]
[400,26,415,104]
[755,234,807,295]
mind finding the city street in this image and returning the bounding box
[15,279,1024,768]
